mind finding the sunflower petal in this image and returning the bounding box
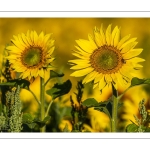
[94,27,103,47]
[123,49,143,59]
[98,75,107,91]
[114,27,121,47]
[119,38,137,50]
[100,24,106,45]
[117,34,131,49]
[105,24,112,45]
[121,42,138,53]
[70,67,94,77]
[82,71,99,84]
[76,39,96,53]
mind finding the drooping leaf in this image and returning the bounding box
[82,98,98,107]
[50,70,64,79]
[0,79,30,90]
[93,98,123,119]
[94,101,112,118]
[46,80,72,100]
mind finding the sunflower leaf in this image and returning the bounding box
[130,77,150,87]
[0,79,30,90]
[82,98,98,107]
[45,70,64,86]
[118,77,150,100]
[93,99,122,119]
[46,80,72,100]
[50,70,64,79]
[22,113,34,124]
[94,101,112,118]
[126,123,138,132]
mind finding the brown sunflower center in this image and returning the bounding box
[21,47,43,68]
[90,45,124,74]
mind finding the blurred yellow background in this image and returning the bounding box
[0,18,150,131]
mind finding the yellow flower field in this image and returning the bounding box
[0,18,150,132]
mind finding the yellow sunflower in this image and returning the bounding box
[69,24,145,91]
[6,30,55,80]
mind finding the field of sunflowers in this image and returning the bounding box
[0,18,150,132]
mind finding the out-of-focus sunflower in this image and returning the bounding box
[6,30,55,80]
[69,24,145,92]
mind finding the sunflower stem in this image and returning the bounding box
[45,99,54,117]
[111,84,118,132]
[28,88,41,105]
[40,77,46,132]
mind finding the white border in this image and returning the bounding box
[0,133,150,139]
[0,11,150,18]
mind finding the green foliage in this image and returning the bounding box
[70,81,88,132]
[82,98,98,107]
[130,77,150,87]
[126,123,138,132]
[0,79,30,90]
[46,79,72,100]
[82,97,122,119]
[5,85,23,132]
[22,113,51,130]
[0,113,6,131]
[126,99,150,132]
[50,70,64,79]
[45,70,64,86]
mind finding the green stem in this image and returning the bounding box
[28,88,41,105]
[45,99,54,117]
[40,77,45,132]
[111,84,118,132]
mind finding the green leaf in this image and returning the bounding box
[33,116,51,128]
[43,116,51,124]
[126,123,138,132]
[94,101,112,118]
[50,70,64,79]
[130,77,150,87]
[22,113,34,124]
[93,98,122,119]
[46,79,72,100]
[145,127,150,132]
[82,98,98,107]
[0,79,30,90]
[45,70,64,86]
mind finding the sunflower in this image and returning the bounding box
[69,24,145,91]
[6,30,55,80]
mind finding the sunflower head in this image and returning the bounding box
[6,30,55,80]
[69,24,145,92]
